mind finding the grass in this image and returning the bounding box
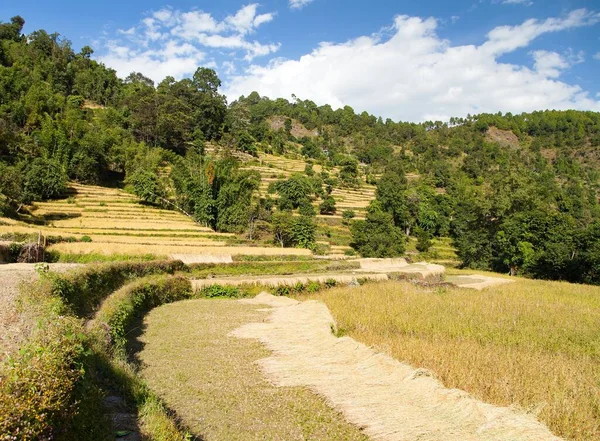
[50,252,166,263]
[309,279,600,441]
[187,260,359,278]
[137,299,368,441]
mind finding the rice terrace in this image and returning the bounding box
[1,5,600,441]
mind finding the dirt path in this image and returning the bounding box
[232,293,562,441]
[0,263,80,360]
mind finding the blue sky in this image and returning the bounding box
[2,0,599,121]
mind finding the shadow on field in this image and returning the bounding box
[126,314,147,369]
[124,313,206,441]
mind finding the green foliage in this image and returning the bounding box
[342,210,356,220]
[127,168,164,204]
[199,284,242,298]
[168,152,261,232]
[49,260,185,316]
[0,273,112,441]
[271,213,316,249]
[415,227,433,253]
[23,158,67,201]
[269,174,315,210]
[350,201,406,257]
[319,196,337,215]
[298,200,316,216]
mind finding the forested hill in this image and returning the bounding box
[1,16,599,284]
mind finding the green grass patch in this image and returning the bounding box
[49,252,166,263]
[188,260,359,278]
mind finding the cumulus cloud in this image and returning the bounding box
[531,51,570,78]
[100,40,206,83]
[97,4,278,82]
[224,9,600,121]
[289,0,315,10]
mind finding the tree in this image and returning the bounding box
[271,213,316,249]
[415,227,433,253]
[127,169,164,204]
[269,174,314,210]
[23,158,67,201]
[350,201,406,257]
[375,159,409,232]
[319,196,336,215]
[338,156,360,187]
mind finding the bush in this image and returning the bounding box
[274,285,291,296]
[306,281,321,293]
[319,196,337,215]
[298,201,316,216]
[80,235,92,243]
[24,158,67,201]
[0,279,111,441]
[94,276,191,350]
[415,227,433,252]
[199,284,242,299]
[350,202,406,258]
[271,213,316,249]
[49,260,185,316]
[293,282,305,292]
[342,210,356,222]
[325,278,338,288]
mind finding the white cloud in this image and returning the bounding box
[482,9,600,55]
[225,4,274,34]
[224,10,600,122]
[594,52,600,60]
[97,4,279,83]
[172,11,226,37]
[532,50,569,78]
[100,40,206,83]
[502,0,533,6]
[289,0,315,10]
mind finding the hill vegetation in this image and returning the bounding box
[1,16,599,283]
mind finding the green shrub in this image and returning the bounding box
[49,260,185,316]
[325,278,338,288]
[88,275,192,440]
[24,158,67,201]
[199,284,242,299]
[306,281,321,293]
[94,276,191,350]
[0,280,112,441]
[293,281,306,292]
[274,285,291,296]
[319,196,337,215]
[80,235,92,243]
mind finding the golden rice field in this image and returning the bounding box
[49,242,311,257]
[0,182,310,258]
[311,278,600,441]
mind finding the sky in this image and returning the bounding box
[2,0,600,122]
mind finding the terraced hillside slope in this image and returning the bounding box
[0,183,312,260]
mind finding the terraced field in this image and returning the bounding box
[0,183,311,260]
[243,152,376,219]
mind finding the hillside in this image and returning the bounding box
[0,16,599,283]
